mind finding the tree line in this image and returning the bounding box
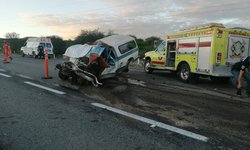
[0,29,162,58]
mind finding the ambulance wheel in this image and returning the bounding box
[144,59,153,74]
[179,63,191,82]
[58,71,69,80]
[22,53,25,57]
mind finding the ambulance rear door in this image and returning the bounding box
[227,35,250,64]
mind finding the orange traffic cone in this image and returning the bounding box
[42,49,52,79]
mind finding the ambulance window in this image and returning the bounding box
[156,42,165,51]
[168,41,176,51]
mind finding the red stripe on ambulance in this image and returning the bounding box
[178,43,196,48]
[152,61,165,65]
[199,41,211,47]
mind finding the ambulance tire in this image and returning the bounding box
[22,52,25,57]
[144,59,153,74]
[178,63,191,83]
[58,71,69,80]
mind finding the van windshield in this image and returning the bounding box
[46,43,52,48]
[39,43,45,48]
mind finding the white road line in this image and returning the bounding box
[24,81,66,95]
[17,74,33,80]
[0,69,6,72]
[0,73,12,78]
[92,103,209,142]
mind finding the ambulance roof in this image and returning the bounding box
[180,23,225,31]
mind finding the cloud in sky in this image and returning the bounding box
[2,0,250,39]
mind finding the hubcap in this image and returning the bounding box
[181,68,189,80]
[145,62,151,72]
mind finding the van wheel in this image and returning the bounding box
[178,63,191,82]
[144,59,153,74]
[22,52,25,57]
[124,60,132,72]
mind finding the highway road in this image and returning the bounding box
[0,54,250,150]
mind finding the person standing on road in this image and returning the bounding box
[231,56,250,96]
[7,43,13,61]
[2,41,9,62]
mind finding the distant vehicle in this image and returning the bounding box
[21,37,54,58]
[144,23,250,83]
[56,35,139,86]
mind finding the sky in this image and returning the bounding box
[0,0,249,40]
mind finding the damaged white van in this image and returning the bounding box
[21,37,54,58]
[56,35,139,86]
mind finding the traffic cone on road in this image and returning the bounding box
[42,49,52,79]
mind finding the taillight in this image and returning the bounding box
[216,52,222,64]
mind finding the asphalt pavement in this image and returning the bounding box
[0,53,250,150]
[0,61,214,150]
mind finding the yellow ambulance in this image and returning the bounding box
[144,23,250,82]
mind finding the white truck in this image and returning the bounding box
[21,37,54,58]
[56,35,139,86]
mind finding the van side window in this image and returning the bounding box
[27,42,34,48]
[46,43,52,48]
[118,40,136,54]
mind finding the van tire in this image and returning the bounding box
[178,63,191,82]
[22,52,25,57]
[144,59,153,74]
[124,59,133,72]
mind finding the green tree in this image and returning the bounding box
[144,36,162,51]
[74,29,105,44]
[131,35,162,58]
[48,35,66,55]
[0,38,27,53]
[64,39,74,49]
